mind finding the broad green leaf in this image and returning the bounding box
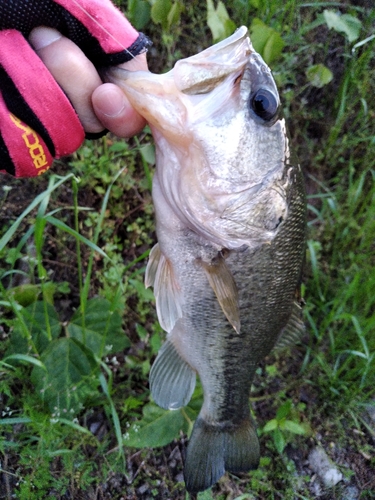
[41,282,57,305]
[306,64,333,88]
[8,284,40,307]
[9,282,57,307]
[272,428,286,454]
[323,10,362,42]
[250,19,284,65]
[196,490,215,500]
[167,1,182,29]
[282,420,307,435]
[263,31,285,66]
[151,0,172,31]
[128,0,151,30]
[67,298,130,357]
[31,338,98,415]
[9,301,61,355]
[276,400,292,421]
[123,403,187,448]
[207,0,236,42]
[139,144,156,166]
[263,418,278,433]
[129,278,155,302]
[150,332,162,355]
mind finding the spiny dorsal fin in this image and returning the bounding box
[150,339,196,410]
[145,243,182,333]
[198,252,240,333]
[274,300,305,350]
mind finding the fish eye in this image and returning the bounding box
[250,89,279,122]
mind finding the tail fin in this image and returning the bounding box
[184,416,260,493]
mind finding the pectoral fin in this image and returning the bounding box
[145,243,183,333]
[145,243,161,288]
[198,253,241,333]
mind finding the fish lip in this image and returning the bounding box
[173,26,252,95]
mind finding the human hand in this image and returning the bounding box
[0,0,151,177]
[29,26,148,138]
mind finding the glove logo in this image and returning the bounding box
[9,114,51,174]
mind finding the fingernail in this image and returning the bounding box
[29,27,62,50]
[95,87,126,118]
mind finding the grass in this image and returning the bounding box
[1,1,375,498]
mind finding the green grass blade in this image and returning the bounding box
[0,174,74,251]
[45,216,108,258]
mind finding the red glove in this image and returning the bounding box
[0,0,151,177]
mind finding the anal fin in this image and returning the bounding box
[150,339,196,410]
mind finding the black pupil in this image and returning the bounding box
[251,89,278,121]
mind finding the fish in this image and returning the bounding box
[107,26,306,493]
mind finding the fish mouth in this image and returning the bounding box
[174,26,252,95]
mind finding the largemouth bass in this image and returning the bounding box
[108,26,306,493]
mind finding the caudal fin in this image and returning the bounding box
[184,416,260,493]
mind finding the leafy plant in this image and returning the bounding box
[262,401,309,454]
[250,18,285,65]
[123,383,203,448]
[323,9,362,43]
[206,0,236,42]
[306,63,333,88]
[150,0,183,32]
[2,298,128,416]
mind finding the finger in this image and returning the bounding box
[92,52,148,137]
[29,26,104,133]
[92,83,146,138]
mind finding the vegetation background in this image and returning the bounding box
[0,0,374,499]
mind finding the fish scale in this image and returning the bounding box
[108,26,306,494]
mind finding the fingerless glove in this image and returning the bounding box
[0,0,151,177]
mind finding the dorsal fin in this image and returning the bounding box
[198,252,240,333]
[145,243,183,333]
[274,300,305,350]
